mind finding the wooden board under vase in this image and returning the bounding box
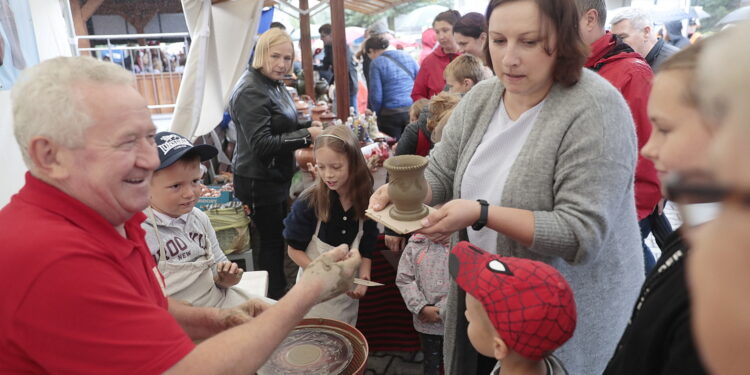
[365,204,436,235]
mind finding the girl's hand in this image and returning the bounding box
[418,305,441,323]
[384,235,406,253]
[419,199,482,244]
[369,184,391,212]
[215,261,244,288]
[347,284,368,299]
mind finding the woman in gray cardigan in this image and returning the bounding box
[369,0,644,373]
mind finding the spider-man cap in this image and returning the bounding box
[449,241,577,361]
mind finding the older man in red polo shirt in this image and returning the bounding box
[0,56,360,374]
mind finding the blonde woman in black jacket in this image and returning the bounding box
[228,28,322,299]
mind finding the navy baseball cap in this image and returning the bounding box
[154,131,218,171]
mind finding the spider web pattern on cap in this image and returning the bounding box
[449,241,577,361]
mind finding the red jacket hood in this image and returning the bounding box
[585,32,646,69]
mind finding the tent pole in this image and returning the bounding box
[300,0,315,100]
[330,0,350,120]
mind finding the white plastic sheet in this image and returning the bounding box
[171,0,263,138]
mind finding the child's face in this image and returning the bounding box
[465,294,499,358]
[149,159,203,218]
[315,146,350,195]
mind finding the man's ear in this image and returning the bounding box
[583,9,599,29]
[493,336,509,360]
[643,25,652,39]
[27,137,72,180]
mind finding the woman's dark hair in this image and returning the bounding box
[453,12,487,39]
[364,36,389,53]
[484,0,588,87]
[433,10,461,27]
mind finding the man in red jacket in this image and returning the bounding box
[576,0,664,274]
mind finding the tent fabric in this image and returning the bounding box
[171,0,263,139]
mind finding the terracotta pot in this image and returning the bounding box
[320,111,337,128]
[312,105,327,122]
[295,146,315,171]
[384,155,429,221]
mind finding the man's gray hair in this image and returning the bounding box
[575,0,607,28]
[11,56,134,168]
[610,7,653,30]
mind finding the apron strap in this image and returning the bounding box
[352,219,364,249]
[147,207,168,263]
[314,219,322,237]
[191,211,213,259]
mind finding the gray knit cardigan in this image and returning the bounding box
[427,69,645,375]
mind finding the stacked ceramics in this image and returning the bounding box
[320,111,337,129]
[312,102,327,122]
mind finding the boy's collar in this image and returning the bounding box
[150,207,192,227]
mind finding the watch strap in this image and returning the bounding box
[472,199,489,231]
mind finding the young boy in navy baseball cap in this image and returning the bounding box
[450,241,577,375]
[142,132,260,308]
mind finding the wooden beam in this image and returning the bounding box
[81,0,105,21]
[68,0,91,54]
[330,0,349,120]
[299,0,315,99]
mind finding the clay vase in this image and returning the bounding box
[384,155,429,221]
[295,146,315,172]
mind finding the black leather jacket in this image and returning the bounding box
[229,68,311,185]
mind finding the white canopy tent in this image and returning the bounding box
[170,0,263,139]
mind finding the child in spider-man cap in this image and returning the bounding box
[450,241,577,375]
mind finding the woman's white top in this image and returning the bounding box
[460,98,545,253]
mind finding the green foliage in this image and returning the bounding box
[695,0,742,31]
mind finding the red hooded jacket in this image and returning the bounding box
[411,46,459,101]
[585,32,661,220]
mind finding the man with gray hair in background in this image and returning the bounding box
[0,55,361,374]
[610,7,680,71]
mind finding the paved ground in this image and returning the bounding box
[364,351,424,375]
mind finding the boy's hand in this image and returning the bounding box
[347,284,368,299]
[418,305,441,323]
[219,298,271,329]
[215,261,243,288]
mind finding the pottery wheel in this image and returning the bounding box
[286,344,322,366]
[257,327,353,374]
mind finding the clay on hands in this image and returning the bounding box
[301,244,361,303]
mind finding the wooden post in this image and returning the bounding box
[330,0,349,121]
[69,0,91,54]
[299,0,315,99]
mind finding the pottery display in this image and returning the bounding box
[384,155,429,221]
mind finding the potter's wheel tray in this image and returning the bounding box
[258,325,354,374]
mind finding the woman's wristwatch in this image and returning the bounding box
[472,199,489,231]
